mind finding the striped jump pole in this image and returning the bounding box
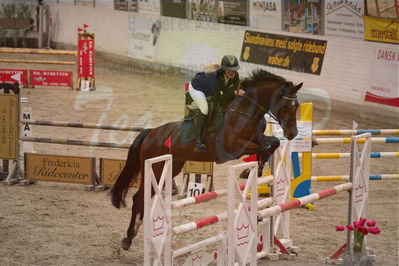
[172,197,273,235]
[21,119,145,132]
[305,152,399,159]
[313,137,399,145]
[311,174,399,182]
[0,59,76,65]
[21,136,130,149]
[258,183,353,219]
[313,129,399,136]
[171,175,274,209]
[0,47,77,56]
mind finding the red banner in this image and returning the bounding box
[0,69,28,85]
[78,39,95,78]
[30,70,73,87]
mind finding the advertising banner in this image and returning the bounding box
[241,30,327,75]
[364,16,399,44]
[188,0,217,22]
[138,0,160,16]
[184,161,213,175]
[30,70,73,87]
[100,158,140,187]
[365,48,399,107]
[161,0,187,18]
[325,0,364,39]
[78,38,95,78]
[76,0,94,7]
[0,94,19,160]
[283,0,322,35]
[0,69,27,85]
[128,18,161,62]
[251,0,282,30]
[218,0,249,26]
[25,153,95,184]
[114,0,138,12]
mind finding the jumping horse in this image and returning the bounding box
[110,69,302,250]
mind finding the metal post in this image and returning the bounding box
[346,136,355,255]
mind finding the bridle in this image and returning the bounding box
[232,92,298,125]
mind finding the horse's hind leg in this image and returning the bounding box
[121,159,185,250]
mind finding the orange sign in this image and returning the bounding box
[0,94,19,160]
[184,161,213,175]
[100,158,139,188]
[25,153,95,184]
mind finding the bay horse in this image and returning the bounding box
[110,69,302,250]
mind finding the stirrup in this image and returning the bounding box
[194,141,207,152]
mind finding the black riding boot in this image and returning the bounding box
[194,112,207,152]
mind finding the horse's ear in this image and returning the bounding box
[294,82,303,92]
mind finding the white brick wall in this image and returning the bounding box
[46,1,398,116]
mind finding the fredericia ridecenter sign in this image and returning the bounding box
[241,30,327,75]
[26,153,95,184]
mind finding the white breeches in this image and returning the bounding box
[188,82,208,115]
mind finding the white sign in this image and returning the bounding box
[325,0,364,39]
[128,18,161,62]
[265,114,312,152]
[187,182,203,197]
[21,106,34,153]
[365,47,399,107]
[250,0,281,31]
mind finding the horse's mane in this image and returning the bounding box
[239,69,292,90]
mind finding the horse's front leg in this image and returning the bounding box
[256,135,280,176]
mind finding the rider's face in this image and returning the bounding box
[224,70,237,79]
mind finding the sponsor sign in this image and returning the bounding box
[241,30,327,75]
[251,0,281,30]
[0,69,27,85]
[161,0,187,18]
[325,0,364,39]
[0,94,19,160]
[114,0,138,12]
[138,0,160,16]
[365,48,399,107]
[188,0,217,21]
[364,16,399,44]
[282,0,322,35]
[128,18,161,62]
[30,70,73,87]
[184,161,213,175]
[100,158,139,187]
[78,38,95,78]
[25,153,95,184]
[218,0,249,26]
[76,0,94,7]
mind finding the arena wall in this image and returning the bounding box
[45,1,399,125]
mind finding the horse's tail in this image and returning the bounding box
[110,128,152,209]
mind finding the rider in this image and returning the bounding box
[188,55,245,152]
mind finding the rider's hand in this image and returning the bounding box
[235,89,245,96]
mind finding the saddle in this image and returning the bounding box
[179,94,224,143]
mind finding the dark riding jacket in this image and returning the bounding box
[190,68,240,110]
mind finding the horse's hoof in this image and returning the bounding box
[239,169,250,179]
[121,238,131,250]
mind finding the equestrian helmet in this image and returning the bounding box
[221,55,240,71]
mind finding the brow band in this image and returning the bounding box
[282,96,297,101]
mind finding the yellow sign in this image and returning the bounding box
[100,158,139,188]
[184,161,213,175]
[0,94,19,160]
[364,16,399,44]
[26,153,94,184]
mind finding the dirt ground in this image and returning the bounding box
[0,53,398,266]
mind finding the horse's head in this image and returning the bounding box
[269,82,302,140]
